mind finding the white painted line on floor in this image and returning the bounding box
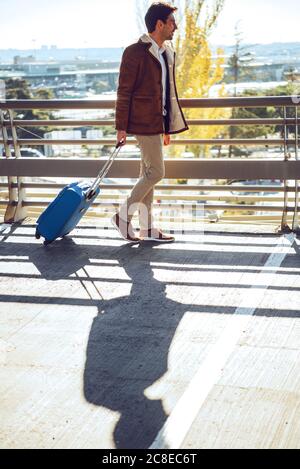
[0,223,12,237]
[149,234,294,449]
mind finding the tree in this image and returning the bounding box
[226,24,257,157]
[228,89,274,156]
[4,78,54,144]
[174,0,229,157]
[226,24,256,92]
[264,83,300,138]
[227,83,300,157]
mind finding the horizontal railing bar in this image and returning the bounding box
[0,182,289,192]
[183,97,300,109]
[0,138,294,145]
[0,100,116,110]
[203,185,287,192]
[0,96,299,110]
[19,205,293,217]
[11,119,115,127]
[1,158,300,179]
[4,118,298,127]
[0,138,133,145]
[170,139,289,145]
[220,214,285,219]
[24,193,286,203]
[157,195,286,202]
[185,118,298,126]
[19,200,291,211]
[18,189,290,199]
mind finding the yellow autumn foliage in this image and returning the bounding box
[174,4,230,157]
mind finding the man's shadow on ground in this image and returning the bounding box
[25,236,202,448]
[83,241,204,449]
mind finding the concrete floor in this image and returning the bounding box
[1,220,300,449]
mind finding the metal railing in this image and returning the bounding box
[0,96,299,231]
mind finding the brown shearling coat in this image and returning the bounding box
[115,35,188,135]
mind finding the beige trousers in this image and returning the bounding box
[119,134,164,231]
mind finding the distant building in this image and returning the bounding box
[44,130,82,157]
[44,129,103,157]
[0,79,5,99]
[14,55,36,65]
[284,69,300,82]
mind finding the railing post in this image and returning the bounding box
[7,110,27,222]
[280,106,292,233]
[292,106,300,234]
[0,109,19,223]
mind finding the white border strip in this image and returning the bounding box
[150,234,294,449]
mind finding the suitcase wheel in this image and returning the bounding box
[43,239,53,246]
[35,230,41,240]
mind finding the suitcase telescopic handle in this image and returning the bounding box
[86,140,124,200]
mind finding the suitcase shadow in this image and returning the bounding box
[29,237,92,280]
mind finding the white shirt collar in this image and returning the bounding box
[147,35,166,54]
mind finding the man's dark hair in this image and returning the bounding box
[145,2,177,33]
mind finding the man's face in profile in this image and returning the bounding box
[161,13,177,40]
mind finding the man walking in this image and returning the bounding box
[113,1,188,242]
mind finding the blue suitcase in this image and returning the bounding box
[35,143,122,245]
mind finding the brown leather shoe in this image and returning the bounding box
[140,228,175,243]
[111,213,140,242]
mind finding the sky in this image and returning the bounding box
[0,0,299,50]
